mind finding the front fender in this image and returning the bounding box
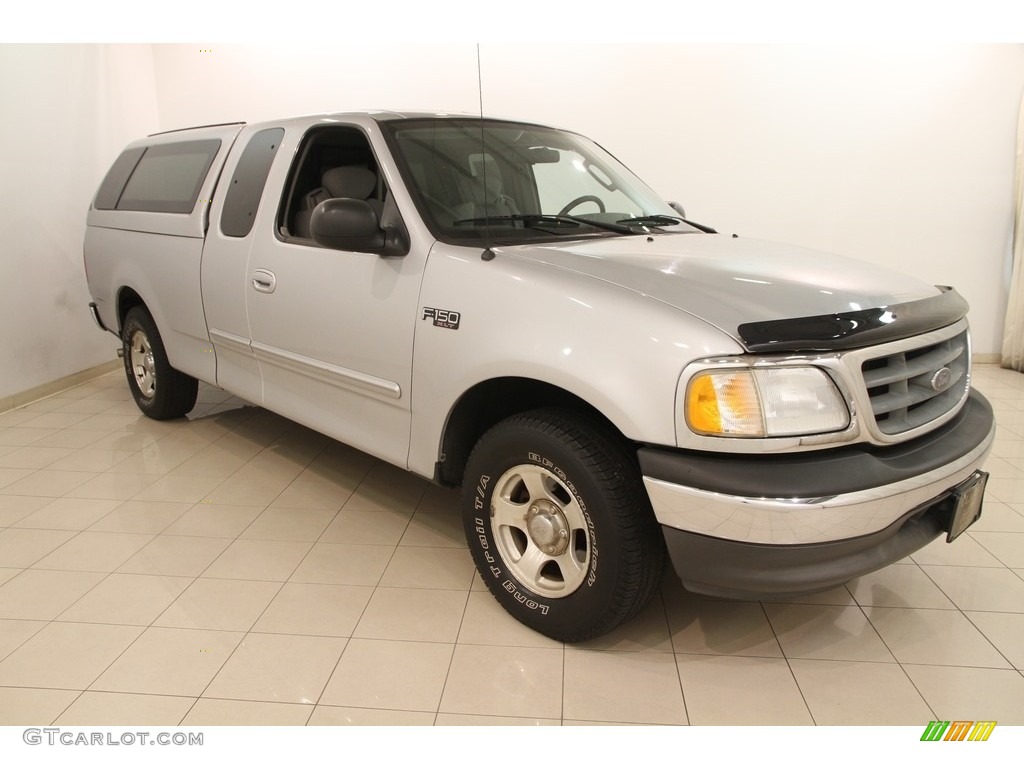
[407,242,742,477]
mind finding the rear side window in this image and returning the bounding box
[107,139,221,214]
[93,147,145,209]
[221,128,284,237]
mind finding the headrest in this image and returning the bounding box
[322,166,376,199]
[468,157,505,205]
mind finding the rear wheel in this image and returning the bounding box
[122,307,198,420]
[463,408,665,642]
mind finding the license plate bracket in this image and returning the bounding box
[946,470,988,543]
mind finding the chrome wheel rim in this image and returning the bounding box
[490,464,590,598]
[129,329,156,398]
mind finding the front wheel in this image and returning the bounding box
[463,409,665,642]
[122,307,198,420]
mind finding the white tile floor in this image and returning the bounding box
[0,364,1022,726]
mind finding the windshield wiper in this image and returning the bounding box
[617,214,718,234]
[453,214,634,234]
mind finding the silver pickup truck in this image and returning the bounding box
[84,111,995,641]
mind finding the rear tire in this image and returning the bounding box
[463,408,665,642]
[122,307,198,420]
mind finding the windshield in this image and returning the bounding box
[382,118,698,244]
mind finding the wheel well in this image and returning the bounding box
[116,287,146,333]
[436,377,628,487]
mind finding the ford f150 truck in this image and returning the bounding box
[84,112,995,641]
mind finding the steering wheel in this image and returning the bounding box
[558,195,606,217]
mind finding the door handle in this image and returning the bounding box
[251,269,277,293]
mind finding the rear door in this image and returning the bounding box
[203,124,286,403]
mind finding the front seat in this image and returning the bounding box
[293,166,381,239]
[453,156,518,223]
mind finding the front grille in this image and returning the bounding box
[861,330,969,435]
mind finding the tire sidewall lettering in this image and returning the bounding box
[474,472,559,614]
[502,580,549,614]
[526,451,599,587]
[462,410,663,641]
[470,448,600,613]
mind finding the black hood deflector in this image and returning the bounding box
[737,286,969,353]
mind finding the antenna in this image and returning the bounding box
[477,43,495,262]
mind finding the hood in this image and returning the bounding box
[500,234,943,346]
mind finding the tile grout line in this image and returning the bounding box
[914,558,1018,671]
[4,366,1024,725]
[759,598,817,726]
[661,589,692,727]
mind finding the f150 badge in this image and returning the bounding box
[423,307,461,330]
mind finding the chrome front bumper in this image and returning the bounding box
[644,422,994,546]
[638,390,996,599]
[641,390,995,546]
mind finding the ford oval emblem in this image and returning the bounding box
[930,367,952,392]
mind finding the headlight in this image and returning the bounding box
[686,366,849,437]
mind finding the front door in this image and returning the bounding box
[244,122,425,467]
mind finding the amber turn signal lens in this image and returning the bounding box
[686,371,765,436]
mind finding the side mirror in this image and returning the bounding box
[667,201,686,218]
[310,198,386,252]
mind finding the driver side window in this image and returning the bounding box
[280,126,385,241]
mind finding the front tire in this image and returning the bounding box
[122,307,198,420]
[463,408,665,642]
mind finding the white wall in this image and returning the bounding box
[149,44,483,126]
[2,43,1021,402]
[0,44,160,401]
[149,43,1024,356]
